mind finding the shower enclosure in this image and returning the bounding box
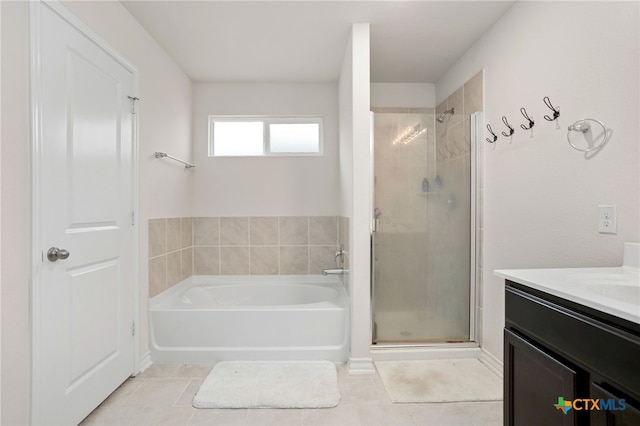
[371,108,478,345]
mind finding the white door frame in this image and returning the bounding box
[29,0,140,420]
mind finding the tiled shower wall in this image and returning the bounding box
[149,216,347,297]
[372,108,435,315]
[432,70,483,339]
[371,72,483,342]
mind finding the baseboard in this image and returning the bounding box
[479,348,503,378]
[135,351,152,376]
[347,357,376,374]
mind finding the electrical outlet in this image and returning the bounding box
[598,205,617,234]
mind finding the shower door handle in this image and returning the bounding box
[47,247,70,262]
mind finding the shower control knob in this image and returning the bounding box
[47,247,70,262]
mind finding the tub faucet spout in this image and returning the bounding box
[323,268,344,276]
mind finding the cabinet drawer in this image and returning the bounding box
[505,285,640,400]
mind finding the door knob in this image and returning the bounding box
[47,247,70,262]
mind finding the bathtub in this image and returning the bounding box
[149,275,349,363]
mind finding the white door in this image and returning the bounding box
[32,3,137,425]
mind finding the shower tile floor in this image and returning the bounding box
[80,362,502,426]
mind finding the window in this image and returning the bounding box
[209,116,323,157]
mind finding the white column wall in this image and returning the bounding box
[339,23,374,373]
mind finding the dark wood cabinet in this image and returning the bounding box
[504,281,640,426]
[590,383,640,426]
[504,329,581,425]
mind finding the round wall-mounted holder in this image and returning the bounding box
[566,118,608,153]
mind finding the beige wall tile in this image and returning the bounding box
[193,247,220,275]
[166,251,182,287]
[250,217,278,245]
[280,246,308,275]
[181,248,193,281]
[250,246,279,275]
[464,70,483,115]
[220,217,249,246]
[448,120,465,155]
[166,218,182,253]
[279,217,308,245]
[148,219,166,258]
[220,247,250,275]
[309,246,338,275]
[448,86,464,120]
[309,216,338,246]
[181,217,193,248]
[147,215,375,277]
[194,217,219,246]
[149,256,167,297]
[437,126,450,162]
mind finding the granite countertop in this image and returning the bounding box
[495,242,640,325]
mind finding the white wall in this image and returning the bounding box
[370,83,435,108]
[436,1,640,364]
[1,3,32,423]
[339,24,374,373]
[0,1,4,420]
[191,83,339,217]
[339,44,354,221]
[0,2,192,423]
[62,0,193,363]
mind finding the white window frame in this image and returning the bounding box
[208,116,324,157]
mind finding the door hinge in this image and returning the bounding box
[131,211,135,226]
[132,321,136,337]
[127,96,139,114]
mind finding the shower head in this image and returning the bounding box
[436,108,455,123]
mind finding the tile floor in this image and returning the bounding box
[80,363,503,426]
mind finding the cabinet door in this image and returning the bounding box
[591,382,640,426]
[504,329,582,426]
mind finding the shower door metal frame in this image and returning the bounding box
[369,110,482,347]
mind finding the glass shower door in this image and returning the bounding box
[371,109,472,344]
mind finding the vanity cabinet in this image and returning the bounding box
[504,281,640,426]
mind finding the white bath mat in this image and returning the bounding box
[375,359,502,403]
[193,360,340,409]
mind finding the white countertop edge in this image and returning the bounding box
[495,267,640,326]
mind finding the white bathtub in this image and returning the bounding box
[149,275,349,363]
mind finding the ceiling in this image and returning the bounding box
[122,1,515,83]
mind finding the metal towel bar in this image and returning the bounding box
[154,152,195,168]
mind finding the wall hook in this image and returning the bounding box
[543,96,560,121]
[501,116,514,137]
[486,124,498,143]
[519,107,535,130]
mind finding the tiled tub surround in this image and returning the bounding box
[149,216,348,297]
[149,218,194,298]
